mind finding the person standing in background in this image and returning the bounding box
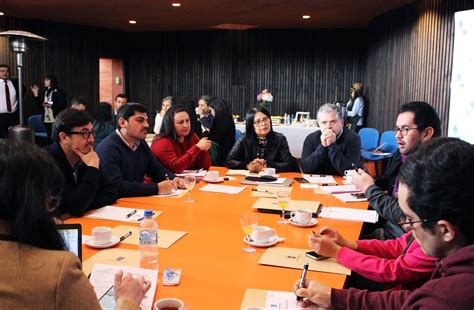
[153,96,174,134]
[345,82,367,132]
[31,74,66,141]
[0,64,20,138]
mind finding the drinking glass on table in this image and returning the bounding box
[240,212,258,253]
[277,191,290,224]
[184,175,196,203]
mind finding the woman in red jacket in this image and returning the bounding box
[151,105,211,173]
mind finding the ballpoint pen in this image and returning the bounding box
[119,231,132,242]
[296,263,309,301]
[126,209,137,218]
[252,188,272,194]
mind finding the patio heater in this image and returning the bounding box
[0,30,47,143]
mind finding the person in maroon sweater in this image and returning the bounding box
[294,137,474,309]
[151,105,211,173]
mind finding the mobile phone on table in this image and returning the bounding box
[305,251,329,261]
[294,177,309,183]
[99,285,116,310]
[350,192,366,198]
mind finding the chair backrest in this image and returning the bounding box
[379,130,398,153]
[235,129,242,141]
[358,127,379,150]
[28,115,47,133]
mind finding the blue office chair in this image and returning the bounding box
[28,115,48,139]
[358,128,379,151]
[361,130,396,176]
[235,129,243,141]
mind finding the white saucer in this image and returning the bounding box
[203,177,225,183]
[288,218,318,227]
[85,236,120,249]
[342,180,353,185]
[244,235,279,247]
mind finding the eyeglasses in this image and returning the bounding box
[398,215,435,230]
[68,130,95,139]
[254,117,270,125]
[393,126,418,136]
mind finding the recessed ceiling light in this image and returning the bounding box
[302,15,311,19]
[129,20,137,24]
[172,3,181,7]
[0,12,4,16]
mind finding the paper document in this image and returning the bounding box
[90,263,158,310]
[84,206,162,223]
[319,206,378,223]
[175,169,207,178]
[112,225,187,248]
[250,185,292,198]
[265,291,298,310]
[303,174,337,184]
[199,184,247,194]
[300,183,320,189]
[252,198,321,212]
[320,184,359,193]
[333,193,368,203]
[226,169,249,176]
[151,188,186,197]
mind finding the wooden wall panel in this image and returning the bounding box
[125,29,367,119]
[365,0,474,134]
[0,16,123,118]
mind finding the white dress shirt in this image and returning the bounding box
[0,79,18,113]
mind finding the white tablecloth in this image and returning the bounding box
[235,124,319,158]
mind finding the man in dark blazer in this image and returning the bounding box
[0,64,20,138]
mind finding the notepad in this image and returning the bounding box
[199,184,247,194]
[320,184,359,194]
[319,206,378,223]
[84,206,162,223]
[303,174,337,184]
[226,169,249,176]
[175,169,207,178]
[151,189,186,197]
[333,193,368,203]
[90,264,158,310]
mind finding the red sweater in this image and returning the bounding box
[150,134,210,173]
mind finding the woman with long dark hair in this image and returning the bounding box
[225,107,295,172]
[30,74,67,140]
[151,105,211,173]
[208,97,235,165]
[93,102,115,147]
[0,140,150,308]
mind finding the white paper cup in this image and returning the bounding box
[92,226,112,245]
[154,298,184,310]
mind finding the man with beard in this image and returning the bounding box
[97,103,181,198]
[353,101,441,239]
[47,109,117,216]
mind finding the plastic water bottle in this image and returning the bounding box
[139,210,159,270]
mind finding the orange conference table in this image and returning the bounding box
[68,168,368,309]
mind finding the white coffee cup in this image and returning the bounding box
[92,226,112,245]
[263,167,276,176]
[206,171,219,181]
[290,209,313,224]
[154,298,184,310]
[344,169,356,176]
[251,226,276,244]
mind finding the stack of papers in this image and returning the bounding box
[199,184,247,194]
[303,174,337,185]
[320,184,360,194]
[90,264,158,310]
[333,193,368,203]
[84,206,162,223]
[240,177,294,187]
[175,169,207,179]
[319,206,378,223]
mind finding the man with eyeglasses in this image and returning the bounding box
[353,101,441,240]
[294,137,474,309]
[300,103,361,175]
[47,109,117,217]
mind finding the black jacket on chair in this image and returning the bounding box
[225,132,296,172]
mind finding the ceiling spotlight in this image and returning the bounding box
[302,15,311,19]
[0,12,4,16]
[172,3,181,7]
[129,20,137,24]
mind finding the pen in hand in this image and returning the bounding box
[126,209,137,218]
[297,263,309,301]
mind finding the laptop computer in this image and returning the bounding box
[56,223,82,262]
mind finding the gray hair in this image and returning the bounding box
[317,103,342,120]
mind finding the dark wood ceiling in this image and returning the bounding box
[1,0,415,32]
